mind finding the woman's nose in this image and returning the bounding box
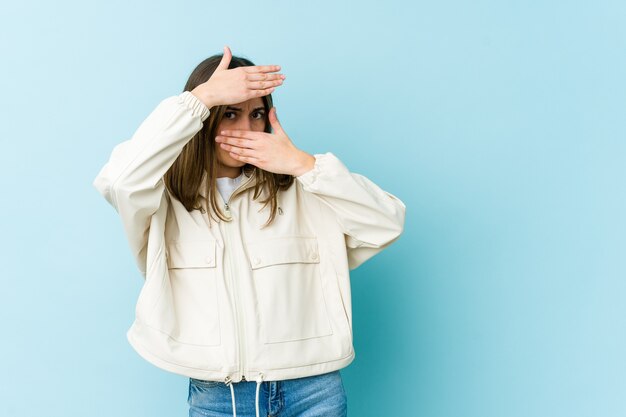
[235,117,253,131]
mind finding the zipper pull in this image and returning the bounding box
[224,202,232,220]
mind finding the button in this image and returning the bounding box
[310,252,318,260]
[205,256,213,264]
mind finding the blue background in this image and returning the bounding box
[1,0,625,416]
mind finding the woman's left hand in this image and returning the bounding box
[214,107,315,176]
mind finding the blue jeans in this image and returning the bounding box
[188,370,348,417]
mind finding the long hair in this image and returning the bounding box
[164,52,295,228]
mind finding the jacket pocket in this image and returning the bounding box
[150,240,221,346]
[246,235,334,344]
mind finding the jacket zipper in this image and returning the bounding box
[220,173,254,385]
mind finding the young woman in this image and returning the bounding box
[93,45,406,417]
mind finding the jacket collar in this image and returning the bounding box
[198,167,258,198]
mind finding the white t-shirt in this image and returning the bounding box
[215,171,245,203]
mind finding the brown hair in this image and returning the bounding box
[164,53,295,228]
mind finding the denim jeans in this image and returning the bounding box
[188,370,348,417]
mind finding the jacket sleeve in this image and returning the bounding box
[92,91,211,276]
[295,152,406,270]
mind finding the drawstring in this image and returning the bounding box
[256,372,264,417]
[224,376,237,417]
[224,373,265,417]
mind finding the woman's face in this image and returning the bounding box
[215,97,267,170]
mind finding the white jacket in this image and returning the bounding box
[93,91,406,413]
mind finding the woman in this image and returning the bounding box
[93,45,406,417]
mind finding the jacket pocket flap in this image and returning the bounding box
[166,240,217,268]
[246,236,320,269]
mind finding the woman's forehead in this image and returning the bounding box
[229,97,265,109]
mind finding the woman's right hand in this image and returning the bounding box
[191,45,285,108]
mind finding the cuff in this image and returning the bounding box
[295,152,348,186]
[178,91,211,121]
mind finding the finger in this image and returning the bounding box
[244,65,281,74]
[246,79,284,90]
[218,130,265,140]
[220,142,258,159]
[220,142,252,152]
[242,87,276,98]
[254,87,275,97]
[269,107,283,134]
[216,136,256,150]
[229,149,261,165]
[246,73,285,82]
[216,45,231,71]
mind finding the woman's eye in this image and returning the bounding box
[224,112,264,120]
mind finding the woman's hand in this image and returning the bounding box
[191,46,286,108]
[214,107,315,176]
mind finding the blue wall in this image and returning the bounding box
[1,0,624,416]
